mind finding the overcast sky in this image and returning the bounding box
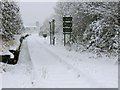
[19,2,57,26]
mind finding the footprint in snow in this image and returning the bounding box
[77,74,80,78]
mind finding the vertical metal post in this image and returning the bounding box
[49,22,52,45]
[52,19,55,45]
[64,33,66,46]
[70,32,71,40]
[52,19,55,36]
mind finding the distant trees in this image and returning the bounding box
[39,18,51,35]
[1,0,24,40]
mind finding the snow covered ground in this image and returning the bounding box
[0,73,1,89]
[1,34,118,88]
[2,38,33,88]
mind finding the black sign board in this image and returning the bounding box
[63,17,72,21]
[63,28,72,32]
[63,16,72,46]
[63,22,72,27]
[63,16,72,33]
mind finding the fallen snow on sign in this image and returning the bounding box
[2,34,118,88]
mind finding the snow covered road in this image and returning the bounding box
[28,35,88,88]
[27,34,118,88]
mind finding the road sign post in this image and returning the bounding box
[63,16,72,46]
[49,19,55,45]
[49,21,52,45]
[64,33,66,46]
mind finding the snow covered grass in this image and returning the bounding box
[0,75,1,90]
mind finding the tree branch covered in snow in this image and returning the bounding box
[1,0,24,40]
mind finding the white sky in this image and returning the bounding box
[18,0,118,26]
[19,2,57,26]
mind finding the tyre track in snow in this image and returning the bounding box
[26,37,43,87]
[28,36,90,87]
[27,36,79,87]
[33,36,106,88]
[27,35,105,88]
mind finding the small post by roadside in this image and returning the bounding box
[49,21,52,45]
[49,19,55,45]
[64,33,66,46]
[52,19,55,45]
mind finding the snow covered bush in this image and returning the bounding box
[1,0,24,41]
[83,2,119,55]
[83,17,118,55]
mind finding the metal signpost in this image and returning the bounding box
[49,21,52,45]
[63,16,72,46]
[49,19,55,45]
